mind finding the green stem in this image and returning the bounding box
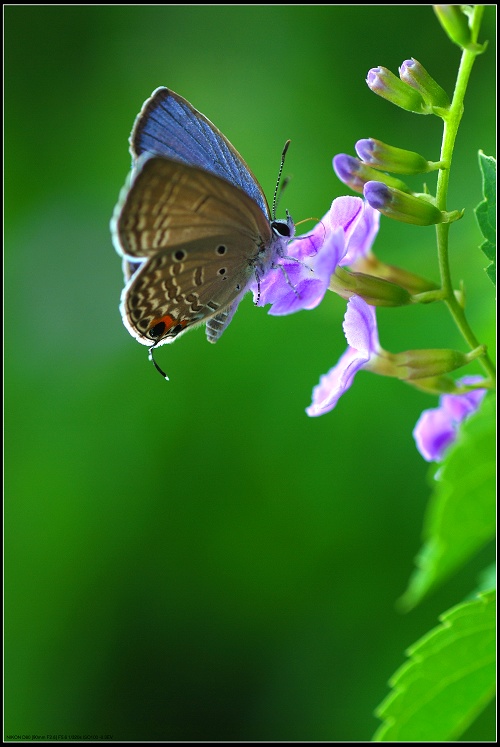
[434,5,495,381]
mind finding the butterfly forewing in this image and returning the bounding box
[112,155,272,261]
[130,87,270,218]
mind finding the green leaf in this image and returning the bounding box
[474,152,496,284]
[473,562,496,596]
[373,590,496,741]
[400,394,495,610]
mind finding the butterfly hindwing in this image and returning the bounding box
[120,234,258,346]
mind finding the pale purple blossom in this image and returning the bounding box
[413,376,487,461]
[339,198,380,266]
[306,296,380,417]
[251,194,382,416]
[253,196,379,315]
[251,218,343,315]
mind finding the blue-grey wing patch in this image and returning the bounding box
[130,87,270,219]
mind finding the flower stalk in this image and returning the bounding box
[433,4,495,381]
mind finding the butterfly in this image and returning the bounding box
[110,87,295,376]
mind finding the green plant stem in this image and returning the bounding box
[434,5,495,382]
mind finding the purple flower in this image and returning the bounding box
[253,196,379,315]
[306,296,380,417]
[339,198,380,266]
[413,376,487,461]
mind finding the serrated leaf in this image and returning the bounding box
[474,152,496,284]
[400,394,495,610]
[373,590,496,741]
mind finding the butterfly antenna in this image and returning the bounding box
[276,176,291,211]
[148,345,170,381]
[272,140,291,220]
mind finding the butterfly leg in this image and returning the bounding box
[273,262,302,299]
[253,271,262,305]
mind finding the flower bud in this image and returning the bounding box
[355,138,443,175]
[351,252,439,294]
[407,376,462,396]
[391,347,482,380]
[399,58,450,112]
[433,5,472,48]
[366,67,430,114]
[363,181,461,225]
[333,154,411,195]
[330,267,412,307]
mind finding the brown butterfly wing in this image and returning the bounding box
[120,233,260,346]
[113,155,274,346]
[112,154,272,260]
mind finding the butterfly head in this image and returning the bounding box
[270,209,295,259]
[271,211,295,239]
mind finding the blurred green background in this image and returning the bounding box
[5,5,496,742]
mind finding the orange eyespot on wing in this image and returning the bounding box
[148,316,188,341]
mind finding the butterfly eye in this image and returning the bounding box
[271,220,292,238]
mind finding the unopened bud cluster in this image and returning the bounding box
[306,7,491,422]
[333,58,463,227]
[366,59,450,116]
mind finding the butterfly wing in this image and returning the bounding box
[120,235,254,347]
[112,154,274,347]
[205,302,241,344]
[129,86,270,219]
[111,153,272,261]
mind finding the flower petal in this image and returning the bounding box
[342,295,380,354]
[412,407,457,462]
[252,209,346,315]
[306,347,369,417]
[413,375,488,462]
[441,375,487,420]
[306,296,380,417]
[329,195,364,235]
[341,202,380,266]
